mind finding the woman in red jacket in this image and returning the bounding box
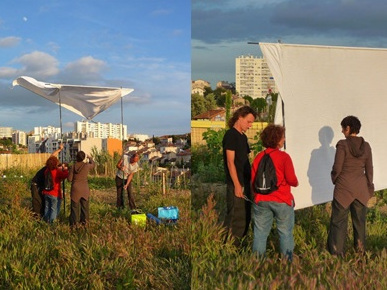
[251,124,298,260]
[42,156,68,223]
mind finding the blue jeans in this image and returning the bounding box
[252,201,294,260]
[43,195,60,223]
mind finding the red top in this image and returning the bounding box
[42,168,69,198]
[251,148,298,206]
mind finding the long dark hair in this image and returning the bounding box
[46,156,59,170]
[227,106,257,128]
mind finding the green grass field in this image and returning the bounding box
[0,173,190,289]
[192,181,387,289]
[2,167,387,289]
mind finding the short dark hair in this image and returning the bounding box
[341,116,361,134]
[260,124,285,149]
[130,153,139,162]
[76,151,86,162]
[227,106,257,128]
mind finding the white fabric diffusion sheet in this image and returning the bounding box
[13,76,134,120]
[260,43,387,209]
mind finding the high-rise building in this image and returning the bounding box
[12,131,27,146]
[0,127,13,138]
[74,121,127,140]
[235,55,276,99]
[34,126,61,139]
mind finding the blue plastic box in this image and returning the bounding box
[158,206,179,222]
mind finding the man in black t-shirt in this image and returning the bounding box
[222,106,257,247]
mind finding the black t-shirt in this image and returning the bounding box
[222,127,251,186]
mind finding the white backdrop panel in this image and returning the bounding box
[260,43,387,209]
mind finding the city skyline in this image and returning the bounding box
[192,0,387,88]
[0,0,190,136]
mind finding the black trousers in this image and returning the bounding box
[115,176,136,210]
[69,198,89,226]
[327,198,367,255]
[223,182,251,247]
[31,183,44,217]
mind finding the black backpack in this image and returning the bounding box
[253,151,278,195]
[44,169,54,191]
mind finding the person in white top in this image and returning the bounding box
[115,152,140,209]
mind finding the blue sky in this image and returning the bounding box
[0,0,190,136]
[192,0,387,88]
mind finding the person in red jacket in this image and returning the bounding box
[251,124,298,260]
[42,156,69,223]
[30,144,64,218]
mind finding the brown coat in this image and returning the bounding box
[331,136,374,208]
[68,158,95,203]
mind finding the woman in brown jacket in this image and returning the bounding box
[327,116,374,255]
[68,151,95,226]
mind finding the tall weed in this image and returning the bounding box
[191,181,387,289]
[0,174,190,289]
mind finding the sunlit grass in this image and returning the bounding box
[191,182,387,289]
[0,172,190,289]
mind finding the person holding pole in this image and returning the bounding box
[68,151,95,227]
[42,154,69,223]
[30,143,64,218]
[115,152,140,210]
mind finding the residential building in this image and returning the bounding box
[216,81,235,92]
[232,95,248,106]
[192,108,226,121]
[141,147,162,164]
[74,120,127,140]
[191,120,225,146]
[34,126,61,139]
[191,108,268,145]
[0,127,13,138]
[102,138,123,156]
[159,136,173,145]
[176,149,191,166]
[28,137,62,154]
[130,134,150,142]
[12,130,27,146]
[235,55,276,99]
[159,144,178,154]
[191,79,211,96]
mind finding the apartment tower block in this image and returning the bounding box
[235,55,276,99]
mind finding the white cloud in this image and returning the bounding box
[0,67,19,78]
[0,51,59,79]
[0,36,21,48]
[47,42,60,54]
[15,51,60,78]
[61,56,107,83]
